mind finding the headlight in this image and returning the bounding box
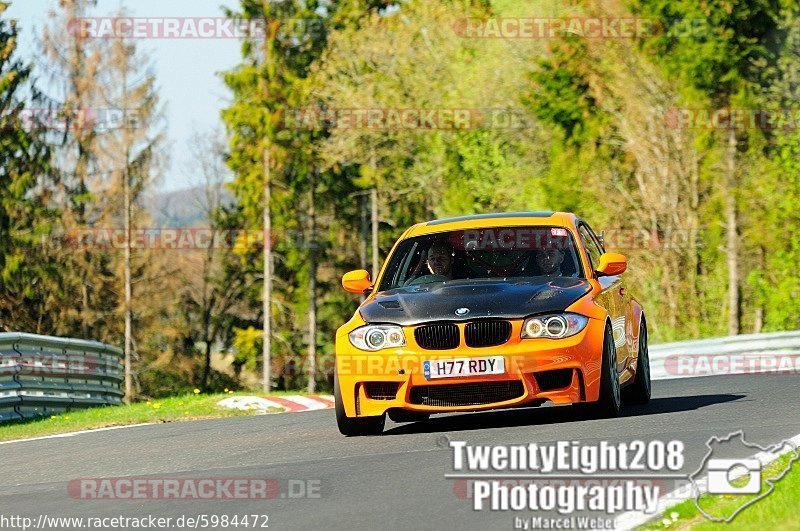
[349,325,406,351]
[521,313,589,339]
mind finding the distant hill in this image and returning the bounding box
[146,184,234,227]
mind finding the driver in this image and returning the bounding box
[535,248,565,277]
[426,240,453,278]
[405,240,453,285]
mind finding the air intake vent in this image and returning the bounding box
[409,381,524,407]
[414,324,459,350]
[364,382,401,400]
[533,369,574,392]
[465,320,512,347]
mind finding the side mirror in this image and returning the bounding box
[342,269,373,294]
[595,252,627,277]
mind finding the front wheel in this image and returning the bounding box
[334,371,385,436]
[623,318,651,405]
[585,322,622,418]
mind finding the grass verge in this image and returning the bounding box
[0,391,316,442]
[641,452,800,530]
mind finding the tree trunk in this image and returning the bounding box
[371,188,379,280]
[307,169,317,393]
[753,245,765,333]
[262,146,272,393]
[202,337,213,389]
[688,151,701,338]
[123,182,132,403]
[122,55,133,404]
[725,127,740,336]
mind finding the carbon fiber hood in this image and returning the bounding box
[359,277,592,326]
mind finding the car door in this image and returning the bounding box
[577,223,629,372]
[590,224,634,369]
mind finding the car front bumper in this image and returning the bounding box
[334,317,606,418]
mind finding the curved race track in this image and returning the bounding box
[1,375,798,530]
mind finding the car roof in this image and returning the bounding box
[403,211,577,238]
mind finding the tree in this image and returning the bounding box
[97,11,165,401]
[42,1,164,400]
[41,0,117,341]
[0,2,56,331]
[179,131,251,391]
[222,0,337,392]
[744,10,800,331]
[631,0,791,335]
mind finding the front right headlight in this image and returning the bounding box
[349,324,406,351]
[521,313,589,339]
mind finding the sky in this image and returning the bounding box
[7,0,241,192]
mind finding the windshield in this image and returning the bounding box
[378,226,585,291]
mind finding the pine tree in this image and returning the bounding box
[41,0,115,340]
[221,0,337,392]
[0,2,58,332]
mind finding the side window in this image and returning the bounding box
[578,225,603,270]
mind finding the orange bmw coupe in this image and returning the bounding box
[334,212,650,436]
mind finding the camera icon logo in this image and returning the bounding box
[690,431,799,522]
[706,458,762,495]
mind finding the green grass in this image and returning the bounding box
[641,453,800,530]
[0,391,315,442]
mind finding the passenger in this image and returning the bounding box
[535,248,565,277]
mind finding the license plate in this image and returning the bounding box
[423,356,505,380]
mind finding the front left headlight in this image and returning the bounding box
[349,324,406,351]
[521,313,589,339]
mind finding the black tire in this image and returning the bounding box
[623,317,651,405]
[586,322,622,418]
[334,370,385,436]
[388,409,430,423]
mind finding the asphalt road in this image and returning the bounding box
[0,374,798,530]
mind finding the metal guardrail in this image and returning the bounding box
[0,332,123,422]
[0,329,794,422]
[650,330,800,381]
